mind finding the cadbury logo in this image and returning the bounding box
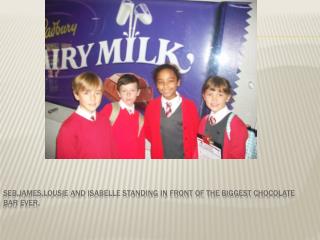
[45,18,78,39]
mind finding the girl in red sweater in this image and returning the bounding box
[144,64,200,159]
[198,76,248,159]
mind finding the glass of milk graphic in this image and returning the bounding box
[132,3,152,37]
[116,0,134,36]
[116,0,134,25]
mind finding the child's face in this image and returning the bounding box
[117,82,140,107]
[74,86,103,113]
[203,87,231,113]
[156,69,180,100]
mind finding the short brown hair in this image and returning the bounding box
[117,74,140,91]
[72,72,102,94]
[201,76,232,95]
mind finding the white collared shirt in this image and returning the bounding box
[161,91,182,117]
[75,106,96,121]
[209,106,231,124]
[119,100,135,115]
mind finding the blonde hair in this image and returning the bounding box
[72,72,103,94]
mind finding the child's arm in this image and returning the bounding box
[56,124,77,159]
[186,100,201,159]
[138,124,146,159]
[144,103,151,142]
[191,103,200,130]
[227,116,248,159]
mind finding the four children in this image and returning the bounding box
[56,65,251,159]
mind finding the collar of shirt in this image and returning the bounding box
[119,100,135,115]
[161,92,182,116]
[75,105,96,121]
[209,106,231,124]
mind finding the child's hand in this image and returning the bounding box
[208,137,214,145]
[203,135,213,145]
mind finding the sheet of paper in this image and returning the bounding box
[197,135,221,160]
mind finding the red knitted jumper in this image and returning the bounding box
[101,104,145,159]
[56,112,111,159]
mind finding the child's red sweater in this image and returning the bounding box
[56,112,111,159]
[101,104,145,159]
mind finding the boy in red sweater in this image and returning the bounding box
[56,72,111,159]
[144,64,200,159]
[198,76,248,159]
[101,74,145,159]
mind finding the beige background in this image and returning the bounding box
[1,0,320,239]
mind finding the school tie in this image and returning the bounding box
[209,115,216,126]
[165,102,172,117]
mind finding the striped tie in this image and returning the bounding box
[165,102,172,117]
[209,115,216,126]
